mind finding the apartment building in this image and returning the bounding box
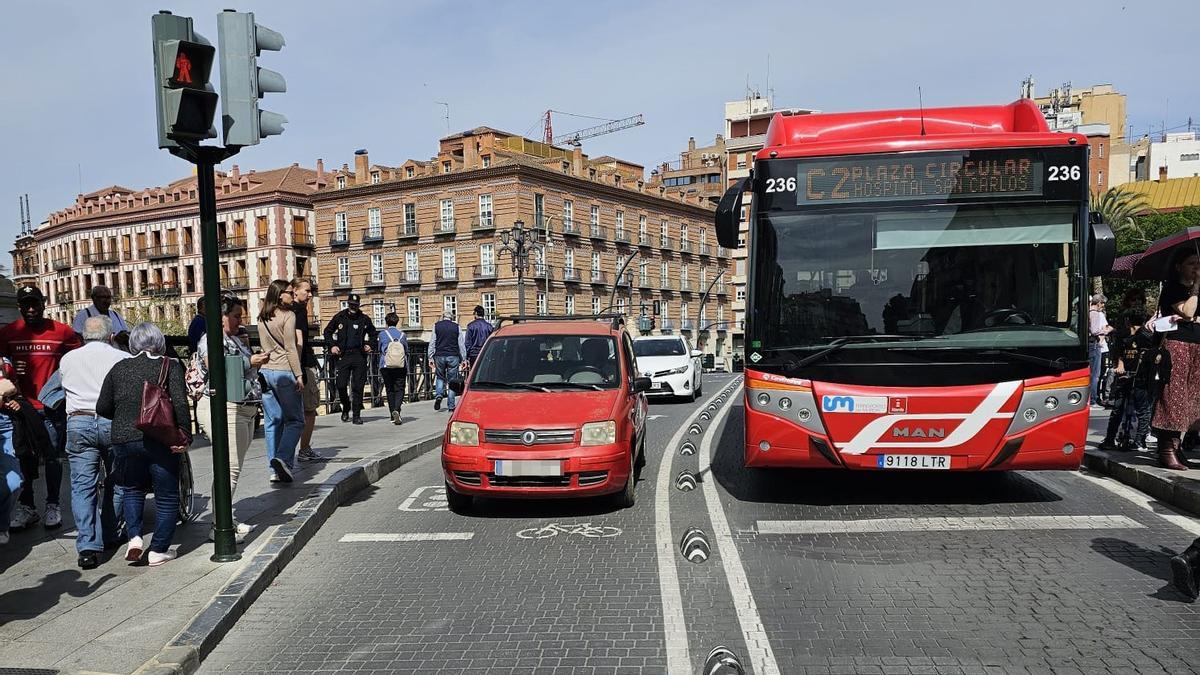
[23,164,323,326]
[312,127,731,364]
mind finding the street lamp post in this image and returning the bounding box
[498,220,541,316]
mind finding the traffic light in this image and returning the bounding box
[217,10,287,147]
[152,12,218,148]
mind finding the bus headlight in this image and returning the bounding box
[778,397,793,411]
[1044,396,1059,410]
[756,392,771,406]
[449,421,479,446]
[581,421,617,446]
[1067,391,1083,405]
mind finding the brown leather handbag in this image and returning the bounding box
[136,359,189,449]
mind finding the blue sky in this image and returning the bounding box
[2,0,1196,258]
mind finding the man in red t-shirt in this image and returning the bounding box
[0,286,81,530]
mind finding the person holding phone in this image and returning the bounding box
[257,280,305,482]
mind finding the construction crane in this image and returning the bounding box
[543,110,644,147]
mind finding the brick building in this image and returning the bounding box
[649,134,727,206]
[20,164,323,327]
[312,127,731,364]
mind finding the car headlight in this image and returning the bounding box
[666,365,689,375]
[581,420,617,446]
[449,421,479,446]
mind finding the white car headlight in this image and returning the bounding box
[666,365,689,375]
[581,420,617,446]
[449,421,479,446]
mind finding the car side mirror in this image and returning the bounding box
[715,176,751,249]
[690,349,702,358]
[632,377,652,393]
[449,379,465,396]
[1088,213,1116,277]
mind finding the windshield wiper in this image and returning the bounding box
[540,381,605,391]
[783,335,923,370]
[471,380,551,393]
[891,346,1077,371]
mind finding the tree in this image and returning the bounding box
[1103,206,1200,313]
[1093,187,1153,245]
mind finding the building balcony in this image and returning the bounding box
[217,236,247,253]
[699,243,712,257]
[716,284,728,296]
[680,319,695,331]
[11,271,37,282]
[614,272,632,287]
[222,276,250,291]
[589,225,608,241]
[614,230,631,245]
[397,224,419,242]
[659,319,675,332]
[562,267,582,283]
[637,275,652,290]
[403,322,425,332]
[659,278,675,291]
[292,232,315,248]
[362,227,385,245]
[52,258,71,272]
[473,264,498,281]
[532,265,554,280]
[719,246,731,258]
[435,267,459,283]
[366,274,387,289]
[330,232,350,247]
[716,322,728,333]
[435,219,457,236]
[658,236,675,251]
[679,240,693,254]
[84,251,119,266]
[332,276,353,290]
[146,244,180,260]
[589,270,607,286]
[397,270,422,286]
[256,233,272,247]
[679,280,694,293]
[561,219,581,237]
[147,283,182,298]
[55,291,74,305]
[471,216,495,233]
[638,233,652,247]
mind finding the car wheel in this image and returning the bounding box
[445,481,473,514]
[634,433,647,469]
[612,452,636,509]
[695,376,703,398]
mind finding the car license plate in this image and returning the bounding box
[876,454,951,470]
[494,459,563,476]
[651,382,664,390]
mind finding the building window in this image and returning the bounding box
[405,166,415,178]
[370,171,381,184]
[368,207,382,237]
[403,203,417,233]
[441,247,456,276]
[1182,153,1200,162]
[442,161,452,174]
[616,297,626,315]
[735,260,746,276]
[535,194,545,229]
[736,288,746,302]
[590,205,600,227]
[736,155,747,170]
[482,155,491,168]
[661,261,669,280]
[405,250,420,281]
[592,296,601,315]
[1097,170,1104,186]
[371,253,384,282]
[373,299,386,325]
[564,247,575,275]
[563,199,573,227]
[478,194,493,228]
[407,297,421,326]
[1098,144,1105,159]
[481,292,496,320]
[479,243,495,276]
[338,257,349,284]
[537,292,547,315]
[440,198,454,229]
[565,294,575,315]
[335,212,347,239]
[639,259,648,285]
[639,215,647,238]
[681,224,689,244]
[443,295,457,318]
[340,300,349,312]
[337,176,346,189]
[616,210,625,235]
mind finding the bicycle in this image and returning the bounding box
[516,522,622,539]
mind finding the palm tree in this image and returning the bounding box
[1092,186,1153,240]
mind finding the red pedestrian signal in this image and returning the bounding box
[174,53,193,85]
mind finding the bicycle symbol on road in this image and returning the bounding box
[516,522,623,539]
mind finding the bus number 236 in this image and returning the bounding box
[765,177,797,193]
[1047,165,1081,181]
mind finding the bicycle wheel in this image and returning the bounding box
[177,451,199,524]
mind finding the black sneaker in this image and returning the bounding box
[78,551,100,570]
[434,397,442,411]
[352,415,363,425]
[1098,440,1119,452]
[270,458,293,483]
[340,411,350,423]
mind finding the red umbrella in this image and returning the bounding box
[1107,253,1141,279]
[1131,227,1200,281]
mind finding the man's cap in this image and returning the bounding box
[347,293,361,306]
[17,286,44,304]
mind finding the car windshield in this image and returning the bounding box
[634,339,686,357]
[752,202,1083,352]
[470,334,621,389]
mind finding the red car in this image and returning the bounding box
[441,317,651,511]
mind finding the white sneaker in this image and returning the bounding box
[44,503,62,529]
[270,458,293,483]
[148,550,176,566]
[125,536,144,562]
[0,531,9,545]
[9,505,39,530]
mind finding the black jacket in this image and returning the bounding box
[323,310,377,355]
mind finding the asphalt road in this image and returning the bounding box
[201,374,1200,675]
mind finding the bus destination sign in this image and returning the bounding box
[794,151,1047,205]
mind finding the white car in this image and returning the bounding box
[633,336,703,401]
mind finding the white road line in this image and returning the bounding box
[756,514,1144,535]
[698,384,781,675]
[1061,470,1200,537]
[655,382,730,673]
[339,532,475,542]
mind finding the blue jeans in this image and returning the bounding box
[1089,343,1103,402]
[113,438,179,553]
[261,370,304,469]
[18,408,64,509]
[435,355,461,410]
[66,416,124,553]
[0,414,20,535]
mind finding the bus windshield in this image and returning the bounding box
[751,202,1082,352]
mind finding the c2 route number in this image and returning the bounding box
[1047,165,1081,181]
[765,177,797,193]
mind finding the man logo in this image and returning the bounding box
[822,396,855,412]
[892,427,946,439]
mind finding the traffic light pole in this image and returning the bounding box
[175,142,240,562]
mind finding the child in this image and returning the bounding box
[1099,310,1156,452]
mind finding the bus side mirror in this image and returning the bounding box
[1088,213,1115,277]
[715,176,752,249]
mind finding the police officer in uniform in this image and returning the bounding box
[323,294,376,424]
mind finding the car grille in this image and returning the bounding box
[453,471,482,486]
[484,428,576,445]
[489,475,572,488]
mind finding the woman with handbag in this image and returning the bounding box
[193,296,269,541]
[257,280,305,483]
[97,323,191,566]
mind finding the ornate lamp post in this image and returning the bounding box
[498,220,541,316]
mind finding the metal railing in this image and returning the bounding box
[365,274,387,288]
[217,236,247,252]
[436,219,457,235]
[362,227,385,244]
[680,240,693,254]
[589,270,607,285]
[435,267,459,282]
[699,243,711,256]
[332,276,353,289]
[84,251,119,265]
[473,264,497,280]
[330,232,350,246]
[398,270,422,285]
[223,276,249,291]
[52,258,71,271]
[256,233,272,247]
[659,236,674,250]
[398,223,419,240]
[562,267,582,282]
[146,244,180,259]
[614,230,631,244]
[680,280,694,292]
[471,216,495,232]
[147,283,182,297]
[293,233,315,247]
[562,219,581,236]
[659,278,675,291]
[638,233,651,247]
[589,225,608,240]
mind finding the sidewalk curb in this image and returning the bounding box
[1083,448,1200,516]
[128,432,443,675]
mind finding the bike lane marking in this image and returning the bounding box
[698,384,781,675]
[516,522,623,539]
[1049,470,1200,536]
[339,532,475,542]
[654,381,733,673]
[398,485,449,512]
[755,514,1143,534]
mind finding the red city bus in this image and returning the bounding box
[715,99,1115,471]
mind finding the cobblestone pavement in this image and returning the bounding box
[201,376,1200,674]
